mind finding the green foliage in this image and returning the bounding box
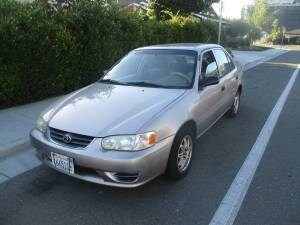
[267,19,283,44]
[227,20,250,38]
[147,0,220,20]
[247,23,261,46]
[0,0,218,108]
[225,20,261,48]
[247,0,268,29]
[263,10,277,33]
[246,0,284,44]
[243,0,277,46]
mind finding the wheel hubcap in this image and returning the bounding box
[233,95,240,114]
[177,135,193,173]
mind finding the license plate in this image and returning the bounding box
[51,152,74,174]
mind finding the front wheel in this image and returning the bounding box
[166,126,194,180]
[227,91,241,118]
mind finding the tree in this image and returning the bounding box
[244,0,271,45]
[248,0,268,29]
[248,23,261,46]
[35,0,75,12]
[226,20,261,47]
[227,20,250,38]
[246,0,285,45]
[147,0,220,20]
[268,19,282,44]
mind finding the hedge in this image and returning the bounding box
[0,0,218,109]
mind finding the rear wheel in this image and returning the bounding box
[227,91,241,118]
[166,126,194,180]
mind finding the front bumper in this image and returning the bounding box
[30,129,174,188]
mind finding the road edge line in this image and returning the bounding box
[209,64,300,225]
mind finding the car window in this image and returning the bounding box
[109,53,141,76]
[225,53,235,72]
[213,49,232,77]
[201,51,219,78]
[102,49,197,89]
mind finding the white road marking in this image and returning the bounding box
[209,64,300,225]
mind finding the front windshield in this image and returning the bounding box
[101,49,197,89]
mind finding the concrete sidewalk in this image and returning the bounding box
[0,97,58,158]
[0,48,287,161]
[233,48,287,70]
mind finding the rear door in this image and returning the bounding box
[225,51,239,100]
[212,49,237,113]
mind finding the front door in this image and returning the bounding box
[194,50,224,135]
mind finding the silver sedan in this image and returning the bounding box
[30,43,243,187]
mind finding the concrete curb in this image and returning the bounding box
[0,138,31,160]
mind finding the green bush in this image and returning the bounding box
[226,37,249,48]
[0,0,218,108]
[147,0,219,20]
[225,20,261,48]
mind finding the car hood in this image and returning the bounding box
[47,83,186,137]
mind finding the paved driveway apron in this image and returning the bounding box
[0,51,299,225]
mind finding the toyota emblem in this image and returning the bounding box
[63,133,72,144]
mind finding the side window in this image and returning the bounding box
[225,53,235,72]
[201,51,219,78]
[213,49,232,77]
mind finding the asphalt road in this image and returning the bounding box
[1,51,300,225]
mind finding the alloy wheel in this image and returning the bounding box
[177,135,193,173]
[233,94,240,114]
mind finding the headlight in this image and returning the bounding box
[36,117,47,133]
[101,132,158,151]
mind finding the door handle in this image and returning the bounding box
[221,86,226,91]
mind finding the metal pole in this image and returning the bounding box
[218,1,223,45]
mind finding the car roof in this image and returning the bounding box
[135,43,221,53]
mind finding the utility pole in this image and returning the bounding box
[218,1,223,45]
[281,27,286,45]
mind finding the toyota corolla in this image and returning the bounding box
[30,43,243,187]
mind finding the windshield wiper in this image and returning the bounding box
[100,80,181,89]
[99,79,127,85]
[126,81,169,88]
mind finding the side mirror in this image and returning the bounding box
[199,76,219,89]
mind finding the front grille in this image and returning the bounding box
[49,127,94,148]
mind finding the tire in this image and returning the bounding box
[166,126,195,180]
[227,91,241,118]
